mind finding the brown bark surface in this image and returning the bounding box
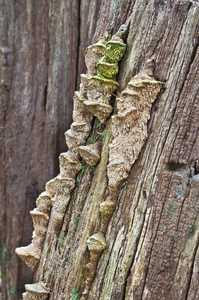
[1,0,199,299]
[0,0,98,298]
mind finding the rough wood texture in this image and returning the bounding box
[1,0,199,299]
[0,0,99,299]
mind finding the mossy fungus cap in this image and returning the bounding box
[105,35,126,63]
[97,57,119,79]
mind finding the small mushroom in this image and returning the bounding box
[82,233,107,298]
[84,101,113,124]
[59,151,82,178]
[65,129,85,155]
[36,192,52,213]
[73,91,93,124]
[45,178,56,198]
[78,142,101,168]
[54,174,75,194]
[30,208,49,229]
[85,38,106,75]
[100,197,116,233]
[15,243,41,272]
[80,74,92,91]
[24,283,50,300]
[107,157,129,198]
[90,75,119,98]
[71,121,91,139]
[87,232,107,262]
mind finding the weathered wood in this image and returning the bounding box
[32,1,198,299]
[0,0,98,299]
[1,0,199,299]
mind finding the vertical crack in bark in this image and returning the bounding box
[185,241,199,300]
[75,0,81,91]
[43,82,48,112]
[140,173,173,298]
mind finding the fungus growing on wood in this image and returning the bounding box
[30,208,49,228]
[85,37,106,76]
[100,197,116,233]
[15,244,41,272]
[65,129,85,155]
[84,101,113,124]
[104,35,126,63]
[36,192,52,213]
[23,283,49,300]
[59,151,82,177]
[81,233,107,299]
[97,57,119,79]
[53,174,76,194]
[107,73,164,199]
[16,33,128,298]
[72,91,93,124]
[45,178,56,198]
[78,142,101,168]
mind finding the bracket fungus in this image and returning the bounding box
[81,233,107,299]
[23,283,50,300]
[78,142,101,168]
[15,244,41,272]
[104,35,126,63]
[85,37,106,76]
[36,192,51,214]
[59,151,82,177]
[16,33,128,298]
[83,101,113,124]
[108,73,164,198]
[100,197,116,233]
[97,57,119,79]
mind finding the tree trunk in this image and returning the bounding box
[1,0,199,299]
[0,0,99,298]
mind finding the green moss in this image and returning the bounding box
[167,202,176,217]
[70,288,79,300]
[104,41,126,63]
[86,135,99,145]
[2,245,7,267]
[60,232,66,248]
[81,160,88,175]
[97,129,107,144]
[97,57,118,79]
[91,74,119,89]
[94,119,100,129]
[176,186,184,196]
[174,232,178,242]
[76,176,81,185]
[9,287,16,298]
[73,212,82,234]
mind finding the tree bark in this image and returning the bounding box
[1,0,199,299]
[0,0,99,298]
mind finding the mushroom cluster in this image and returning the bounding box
[15,34,126,299]
[15,30,164,300]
